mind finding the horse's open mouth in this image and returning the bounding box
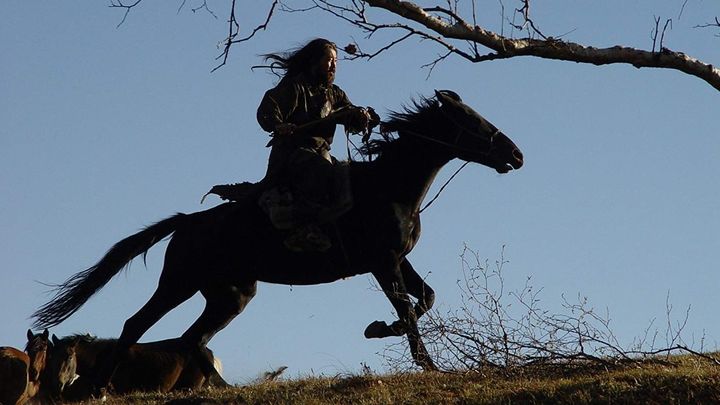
[496,160,522,174]
[495,164,512,174]
[497,150,524,173]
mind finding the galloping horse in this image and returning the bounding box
[32,90,524,388]
[0,329,49,405]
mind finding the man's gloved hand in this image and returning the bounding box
[344,107,371,134]
[273,123,297,137]
[366,107,380,131]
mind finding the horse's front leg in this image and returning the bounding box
[365,252,437,371]
[401,258,435,319]
[364,258,435,337]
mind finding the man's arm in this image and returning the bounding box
[257,83,299,134]
[331,86,376,134]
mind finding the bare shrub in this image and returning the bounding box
[383,246,720,373]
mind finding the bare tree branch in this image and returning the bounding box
[695,17,720,37]
[651,16,673,53]
[108,1,720,90]
[182,0,218,18]
[109,0,142,28]
[358,0,720,91]
[212,0,278,73]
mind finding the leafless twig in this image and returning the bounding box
[212,0,278,73]
[181,0,218,18]
[651,16,673,53]
[109,0,142,28]
[694,17,720,37]
[382,246,719,373]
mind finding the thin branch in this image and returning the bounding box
[678,0,689,20]
[651,16,672,53]
[509,0,547,39]
[383,247,719,374]
[627,345,720,366]
[359,0,720,91]
[109,0,142,28]
[213,0,278,73]
[189,0,218,18]
[694,17,720,37]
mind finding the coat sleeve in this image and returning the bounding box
[331,85,353,111]
[330,85,360,127]
[256,83,299,133]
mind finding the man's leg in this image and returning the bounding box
[283,147,335,252]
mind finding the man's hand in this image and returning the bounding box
[366,107,381,131]
[345,107,371,134]
[273,123,297,137]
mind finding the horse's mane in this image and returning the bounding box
[60,333,115,344]
[360,96,442,158]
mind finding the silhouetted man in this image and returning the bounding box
[257,38,377,251]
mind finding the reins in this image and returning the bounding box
[419,161,469,213]
[400,123,495,213]
[345,101,498,213]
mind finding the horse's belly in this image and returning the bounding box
[253,251,361,285]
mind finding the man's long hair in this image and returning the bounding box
[261,38,336,83]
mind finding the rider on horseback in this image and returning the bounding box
[256,38,379,252]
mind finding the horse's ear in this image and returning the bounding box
[435,89,463,104]
[52,334,60,345]
[27,329,33,340]
[42,329,49,340]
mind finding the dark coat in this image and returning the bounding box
[256,73,353,151]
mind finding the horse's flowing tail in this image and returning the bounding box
[32,214,186,329]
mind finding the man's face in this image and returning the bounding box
[314,47,337,85]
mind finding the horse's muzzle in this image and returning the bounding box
[495,149,524,173]
[511,149,524,169]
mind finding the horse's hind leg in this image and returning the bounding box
[94,276,197,390]
[180,281,257,384]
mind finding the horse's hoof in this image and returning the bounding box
[364,320,389,339]
[94,387,108,403]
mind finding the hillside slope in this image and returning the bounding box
[65,355,720,404]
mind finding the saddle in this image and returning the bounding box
[203,163,353,253]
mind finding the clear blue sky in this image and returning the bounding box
[2,2,718,383]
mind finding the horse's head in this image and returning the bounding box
[25,329,49,383]
[43,334,80,398]
[434,90,523,173]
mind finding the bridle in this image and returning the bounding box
[412,100,501,213]
[347,98,504,212]
[401,101,500,159]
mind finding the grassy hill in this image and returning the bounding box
[65,354,720,404]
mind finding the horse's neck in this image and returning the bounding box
[358,141,448,212]
[77,339,115,370]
